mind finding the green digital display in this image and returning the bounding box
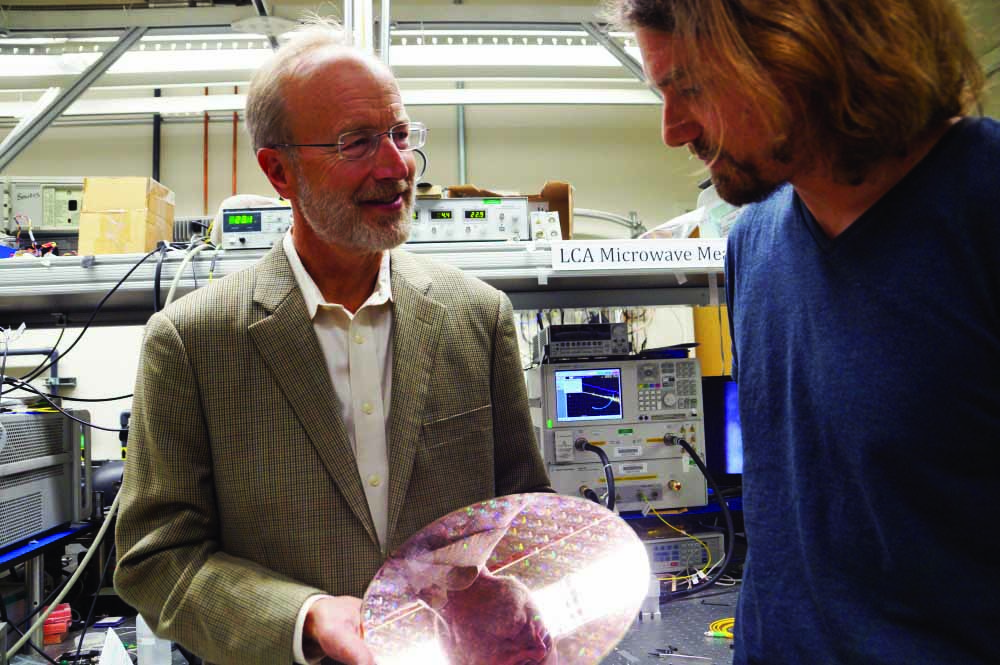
[465,210,486,220]
[483,198,502,205]
[227,214,256,225]
[431,210,453,220]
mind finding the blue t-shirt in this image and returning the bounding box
[725,116,1000,664]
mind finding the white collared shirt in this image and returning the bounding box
[282,231,393,548]
[283,231,394,665]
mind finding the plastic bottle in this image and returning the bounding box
[135,613,172,665]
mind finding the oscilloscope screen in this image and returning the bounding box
[554,368,624,422]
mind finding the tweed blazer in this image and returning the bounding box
[113,243,551,665]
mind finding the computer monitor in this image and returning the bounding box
[701,375,743,491]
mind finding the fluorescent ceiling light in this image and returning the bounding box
[392,29,590,37]
[0,94,244,117]
[400,76,643,86]
[140,33,269,42]
[0,77,638,96]
[110,49,271,75]
[0,54,89,77]
[389,44,625,68]
[0,48,271,79]
[404,87,657,105]
[0,37,71,45]
[0,87,659,118]
[0,42,645,81]
[0,36,121,45]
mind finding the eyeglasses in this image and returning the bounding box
[271,121,428,160]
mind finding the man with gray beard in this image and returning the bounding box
[114,18,550,665]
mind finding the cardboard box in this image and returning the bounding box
[444,181,574,240]
[82,176,174,216]
[78,209,173,255]
[78,177,175,255]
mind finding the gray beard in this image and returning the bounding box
[296,175,413,252]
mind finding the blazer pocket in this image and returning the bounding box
[421,403,493,451]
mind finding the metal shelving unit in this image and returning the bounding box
[0,241,724,329]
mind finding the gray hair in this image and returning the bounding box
[245,14,352,151]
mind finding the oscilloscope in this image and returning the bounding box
[528,358,708,512]
[554,368,624,422]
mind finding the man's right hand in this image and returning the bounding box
[302,596,375,665]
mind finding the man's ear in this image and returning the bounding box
[256,147,296,200]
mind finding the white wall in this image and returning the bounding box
[3,326,144,459]
[3,84,996,457]
[2,102,704,458]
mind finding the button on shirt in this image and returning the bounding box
[281,232,393,548]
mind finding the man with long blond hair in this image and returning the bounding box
[610,0,997,662]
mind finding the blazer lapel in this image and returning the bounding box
[247,244,378,546]
[385,250,446,546]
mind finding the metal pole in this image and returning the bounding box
[203,87,210,216]
[456,82,467,184]
[24,556,44,653]
[351,0,375,54]
[343,0,353,40]
[0,26,147,174]
[152,88,162,182]
[628,210,646,238]
[379,0,391,64]
[574,208,644,233]
[4,347,60,396]
[251,0,280,50]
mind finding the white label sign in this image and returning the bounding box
[551,238,726,271]
[618,462,648,475]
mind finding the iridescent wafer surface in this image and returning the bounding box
[363,493,649,665]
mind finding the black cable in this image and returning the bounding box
[2,377,126,432]
[3,248,161,396]
[661,434,736,599]
[190,247,199,290]
[2,376,131,402]
[74,544,116,660]
[414,147,429,181]
[153,242,169,313]
[574,437,616,511]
